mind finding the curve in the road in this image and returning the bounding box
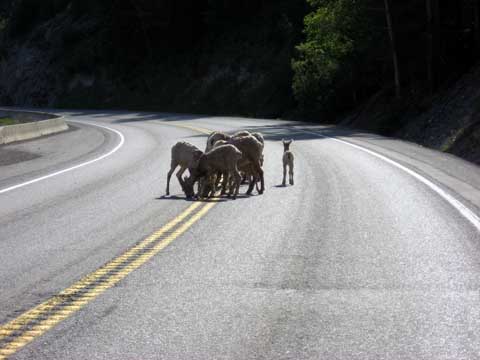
[0,121,125,195]
[296,127,480,234]
[0,121,219,359]
[2,112,480,360]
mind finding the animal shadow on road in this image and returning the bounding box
[155,195,246,203]
[156,195,196,202]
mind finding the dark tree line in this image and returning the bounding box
[2,0,306,64]
[391,0,480,96]
[1,0,480,117]
[293,0,480,115]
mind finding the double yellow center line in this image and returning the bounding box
[0,123,215,359]
[0,201,217,358]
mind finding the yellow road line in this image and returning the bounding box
[0,201,201,340]
[0,121,218,359]
[160,122,213,135]
[0,197,217,359]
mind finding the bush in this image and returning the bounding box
[292,0,383,115]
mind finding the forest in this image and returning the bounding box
[0,0,479,144]
[293,0,480,118]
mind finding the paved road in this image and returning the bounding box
[1,110,480,359]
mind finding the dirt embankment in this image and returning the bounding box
[398,65,480,165]
[342,64,480,166]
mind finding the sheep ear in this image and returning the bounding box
[282,138,286,144]
[289,139,293,144]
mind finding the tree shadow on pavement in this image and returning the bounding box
[65,110,389,143]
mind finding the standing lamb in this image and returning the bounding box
[166,141,203,196]
[282,139,294,186]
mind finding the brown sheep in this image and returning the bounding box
[232,130,251,138]
[183,144,243,199]
[166,141,203,196]
[228,135,265,195]
[205,131,231,152]
[209,131,265,195]
[251,132,265,146]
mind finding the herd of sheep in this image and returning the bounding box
[166,130,294,200]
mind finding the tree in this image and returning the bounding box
[292,0,385,114]
[425,0,440,93]
[384,0,401,98]
[474,0,480,57]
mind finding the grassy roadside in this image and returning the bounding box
[0,117,16,125]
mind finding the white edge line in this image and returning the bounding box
[296,128,480,233]
[0,120,125,195]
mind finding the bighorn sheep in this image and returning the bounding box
[232,130,251,138]
[208,131,265,195]
[228,135,265,195]
[232,131,264,148]
[251,132,264,146]
[166,141,203,196]
[282,139,294,186]
[205,131,231,152]
[232,131,264,188]
[183,144,243,199]
[212,139,228,148]
[251,131,265,169]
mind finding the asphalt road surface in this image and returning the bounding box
[1,109,480,359]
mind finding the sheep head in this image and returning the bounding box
[183,165,208,199]
[182,176,196,199]
[282,139,293,151]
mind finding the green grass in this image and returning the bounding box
[440,126,466,152]
[0,117,17,126]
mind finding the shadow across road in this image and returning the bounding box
[64,109,390,143]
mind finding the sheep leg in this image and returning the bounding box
[225,170,236,197]
[246,176,255,195]
[196,181,201,196]
[251,172,262,193]
[221,172,230,196]
[166,163,177,196]
[228,173,235,195]
[232,169,241,200]
[245,165,256,195]
[255,174,261,193]
[255,163,265,194]
[187,167,199,196]
[211,173,220,197]
[219,171,229,196]
[198,177,209,199]
[214,171,222,191]
[176,165,187,192]
[198,181,205,199]
[282,163,287,186]
[289,164,294,185]
[241,172,248,184]
[207,175,216,198]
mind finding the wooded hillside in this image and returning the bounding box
[293,0,480,115]
[1,0,480,161]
